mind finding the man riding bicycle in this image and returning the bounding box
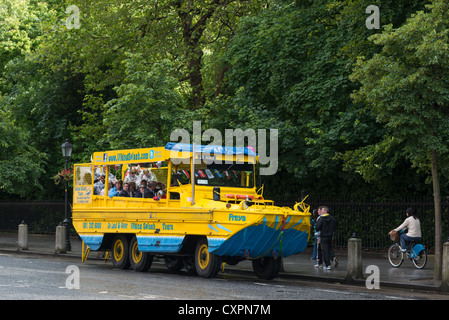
[389,207,421,252]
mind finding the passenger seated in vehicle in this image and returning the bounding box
[94,173,105,195]
[108,179,123,197]
[147,181,156,198]
[124,168,139,184]
[136,182,153,198]
[154,182,165,195]
[139,169,157,185]
[119,182,130,197]
[100,180,113,196]
[128,181,137,197]
[154,189,166,200]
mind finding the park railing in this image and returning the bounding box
[274,197,449,252]
[0,201,65,234]
[1,198,448,251]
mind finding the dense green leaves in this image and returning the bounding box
[0,106,46,197]
[350,0,449,176]
[0,0,446,203]
[103,56,186,149]
[349,0,449,279]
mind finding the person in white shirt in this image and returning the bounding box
[390,208,421,252]
[124,168,139,185]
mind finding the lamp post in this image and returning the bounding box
[61,139,73,251]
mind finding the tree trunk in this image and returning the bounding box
[175,0,223,109]
[186,49,205,108]
[431,149,442,281]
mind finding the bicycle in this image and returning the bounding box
[388,240,427,269]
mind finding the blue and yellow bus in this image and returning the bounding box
[72,143,310,279]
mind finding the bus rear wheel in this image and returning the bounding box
[111,235,130,269]
[195,238,221,278]
[129,236,153,272]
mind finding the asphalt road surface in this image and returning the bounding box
[0,252,445,302]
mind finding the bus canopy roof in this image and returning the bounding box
[165,143,257,156]
[91,143,257,165]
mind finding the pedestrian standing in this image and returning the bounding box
[316,206,337,270]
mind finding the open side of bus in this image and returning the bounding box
[72,143,310,279]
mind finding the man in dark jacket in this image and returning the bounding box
[316,206,337,270]
[136,182,155,198]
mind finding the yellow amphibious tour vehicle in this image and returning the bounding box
[73,143,311,280]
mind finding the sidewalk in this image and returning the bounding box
[0,232,446,294]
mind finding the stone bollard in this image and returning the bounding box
[55,224,67,254]
[441,242,449,292]
[18,221,28,251]
[345,237,364,282]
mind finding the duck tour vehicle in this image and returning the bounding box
[72,143,311,280]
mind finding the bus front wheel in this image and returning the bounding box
[194,238,221,278]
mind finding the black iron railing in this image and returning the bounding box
[1,198,448,251]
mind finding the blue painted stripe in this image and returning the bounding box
[208,224,219,233]
[216,224,232,233]
[80,234,103,251]
[274,215,279,229]
[137,235,184,253]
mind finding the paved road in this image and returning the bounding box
[0,252,445,302]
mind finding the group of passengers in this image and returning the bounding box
[93,167,166,200]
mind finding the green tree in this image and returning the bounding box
[0,0,73,199]
[39,0,266,109]
[0,106,46,197]
[216,0,428,199]
[103,56,187,149]
[350,0,449,280]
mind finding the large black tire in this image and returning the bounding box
[129,236,153,272]
[194,238,221,278]
[252,257,282,280]
[111,234,131,269]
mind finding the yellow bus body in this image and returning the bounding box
[72,143,311,279]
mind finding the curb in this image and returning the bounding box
[1,246,447,295]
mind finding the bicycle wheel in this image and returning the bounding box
[411,247,427,269]
[388,244,404,267]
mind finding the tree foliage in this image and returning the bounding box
[349,0,449,279]
[0,0,445,206]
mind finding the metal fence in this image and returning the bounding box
[0,201,66,234]
[1,198,448,251]
[275,197,449,252]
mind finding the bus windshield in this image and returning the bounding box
[172,161,255,188]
